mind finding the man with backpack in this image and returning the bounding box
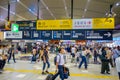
[52,48,67,80]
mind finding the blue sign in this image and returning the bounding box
[85,30,112,40]
[31,31,40,39]
[53,31,62,40]
[41,31,52,40]
[22,31,32,39]
[62,31,72,40]
[16,21,36,30]
[71,30,85,40]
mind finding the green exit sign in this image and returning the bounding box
[11,23,19,32]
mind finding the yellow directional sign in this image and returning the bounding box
[37,20,72,30]
[93,18,114,29]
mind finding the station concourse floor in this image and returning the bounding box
[0,54,119,80]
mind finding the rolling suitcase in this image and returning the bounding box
[45,73,54,80]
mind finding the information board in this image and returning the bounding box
[16,21,36,30]
[41,31,52,40]
[93,18,114,29]
[37,20,72,30]
[71,30,85,40]
[73,19,92,29]
[5,30,113,40]
[53,31,62,40]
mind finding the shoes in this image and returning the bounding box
[42,72,46,75]
[106,72,110,74]
[101,72,105,74]
[45,70,49,73]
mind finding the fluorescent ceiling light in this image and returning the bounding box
[84,9,87,12]
[116,3,120,6]
[17,0,20,2]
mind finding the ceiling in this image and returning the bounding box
[0,0,120,26]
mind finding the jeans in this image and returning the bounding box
[78,56,87,69]
[101,61,110,73]
[52,65,64,80]
[8,53,16,63]
[0,60,6,70]
[42,60,50,71]
[94,56,98,63]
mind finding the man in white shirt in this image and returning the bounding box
[115,55,120,80]
[52,48,65,80]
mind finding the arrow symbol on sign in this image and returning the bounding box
[104,32,111,37]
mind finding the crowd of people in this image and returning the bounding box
[0,43,120,80]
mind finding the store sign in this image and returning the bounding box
[93,18,114,29]
[4,31,22,39]
[16,21,36,30]
[73,19,92,29]
[37,20,72,30]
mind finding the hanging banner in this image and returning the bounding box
[73,19,92,29]
[92,18,114,29]
[37,20,72,30]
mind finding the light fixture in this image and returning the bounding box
[46,7,49,10]
[65,6,67,10]
[17,0,20,2]
[84,9,87,12]
[116,2,120,6]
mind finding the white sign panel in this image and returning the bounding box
[4,31,22,39]
[73,19,92,29]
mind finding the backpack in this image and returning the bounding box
[8,48,12,54]
[54,54,61,65]
[64,67,70,79]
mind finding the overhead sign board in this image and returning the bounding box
[5,30,112,40]
[53,31,62,40]
[71,30,85,40]
[16,21,36,30]
[31,31,40,39]
[93,18,114,29]
[85,30,112,40]
[11,23,19,32]
[22,31,32,39]
[41,31,52,40]
[62,31,72,40]
[4,31,22,39]
[37,20,72,30]
[73,19,92,29]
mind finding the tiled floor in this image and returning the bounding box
[0,54,119,80]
